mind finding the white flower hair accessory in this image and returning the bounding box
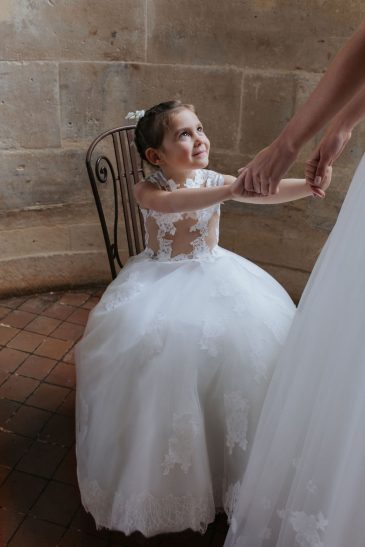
[125,110,145,121]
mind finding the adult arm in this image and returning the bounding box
[306,85,365,185]
[237,18,365,195]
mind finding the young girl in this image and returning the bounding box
[75,100,331,538]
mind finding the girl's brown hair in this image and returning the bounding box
[134,100,195,165]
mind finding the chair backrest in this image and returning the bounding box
[86,125,145,279]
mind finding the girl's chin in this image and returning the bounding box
[192,155,209,166]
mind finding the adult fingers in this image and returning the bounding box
[313,154,331,186]
[252,173,262,195]
[243,170,255,193]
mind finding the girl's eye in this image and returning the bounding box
[197,126,204,133]
[179,131,190,138]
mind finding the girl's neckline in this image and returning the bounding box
[156,169,203,190]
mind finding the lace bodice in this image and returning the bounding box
[140,169,225,261]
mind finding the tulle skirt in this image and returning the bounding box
[224,154,365,547]
[75,246,295,536]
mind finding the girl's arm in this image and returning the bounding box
[224,168,332,205]
[134,167,332,213]
[134,180,233,213]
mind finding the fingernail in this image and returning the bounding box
[314,176,322,186]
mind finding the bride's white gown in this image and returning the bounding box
[224,154,365,547]
[75,168,295,537]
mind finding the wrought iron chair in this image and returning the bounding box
[86,125,145,279]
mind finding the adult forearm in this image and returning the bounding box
[279,19,365,151]
[330,85,365,133]
[232,179,313,205]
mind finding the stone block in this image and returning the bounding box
[59,62,242,150]
[0,0,145,62]
[0,148,90,210]
[0,251,111,297]
[209,151,253,177]
[148,0,361,71]
[221,202,328,272]
[0,62,60,149]
[240,72,296,154]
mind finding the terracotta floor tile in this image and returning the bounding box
[0,430,32,467]
[18,293,59,314]
[59,528,109,547]
[0,374,39,402]
[16,440,67,478]
[34,338,73,360]
[43,302,75,321]
[39,413,75,447]
[0,305,10,320]
[67,308,90,326]
[31,481,80,526]
[0,296,28,310]
[59,292,90,307]
[25,315,61,336]
[70,506,109,538]
[6,405,51,438]
[46,362,76,389]
[82,296,101,310]
[55,390,75,417]
[26,383,70,412]
[51,321,85,342]
[0,399,20,426]
[7,331,45,353]
[0,507,26,545]
[0,324,20,345]
[53,447,77,486]
[7,514,65,547]
[17,354,56,380]
[92,287,105,297]
[0,347,29,373]
[0,464,12,485]
[0,368,10,386]
[63,347,75,365]
[2,309,37,329]
[0,470,46,513]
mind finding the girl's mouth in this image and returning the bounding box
[193,149,207,157]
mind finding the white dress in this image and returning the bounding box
[75,168,295,537]
[224,155,365,547]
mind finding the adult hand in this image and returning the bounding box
[236,137,299,196]
[305,126,352,187]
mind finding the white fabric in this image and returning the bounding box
[224,154,365,547]
[75,168,295,536]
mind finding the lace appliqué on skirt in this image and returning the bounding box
[199,319,225,357]
[224,392,249,454]
[101,272,143,311]
[162,413,199,475]
[79,477,215,536]
[278,509,328,547]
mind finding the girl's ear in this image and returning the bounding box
[145,147,162,166]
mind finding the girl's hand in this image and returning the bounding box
[305,126,352,188]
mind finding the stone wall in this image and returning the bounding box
[1,1,364,300]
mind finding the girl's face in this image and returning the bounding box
[153,109,210,172]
